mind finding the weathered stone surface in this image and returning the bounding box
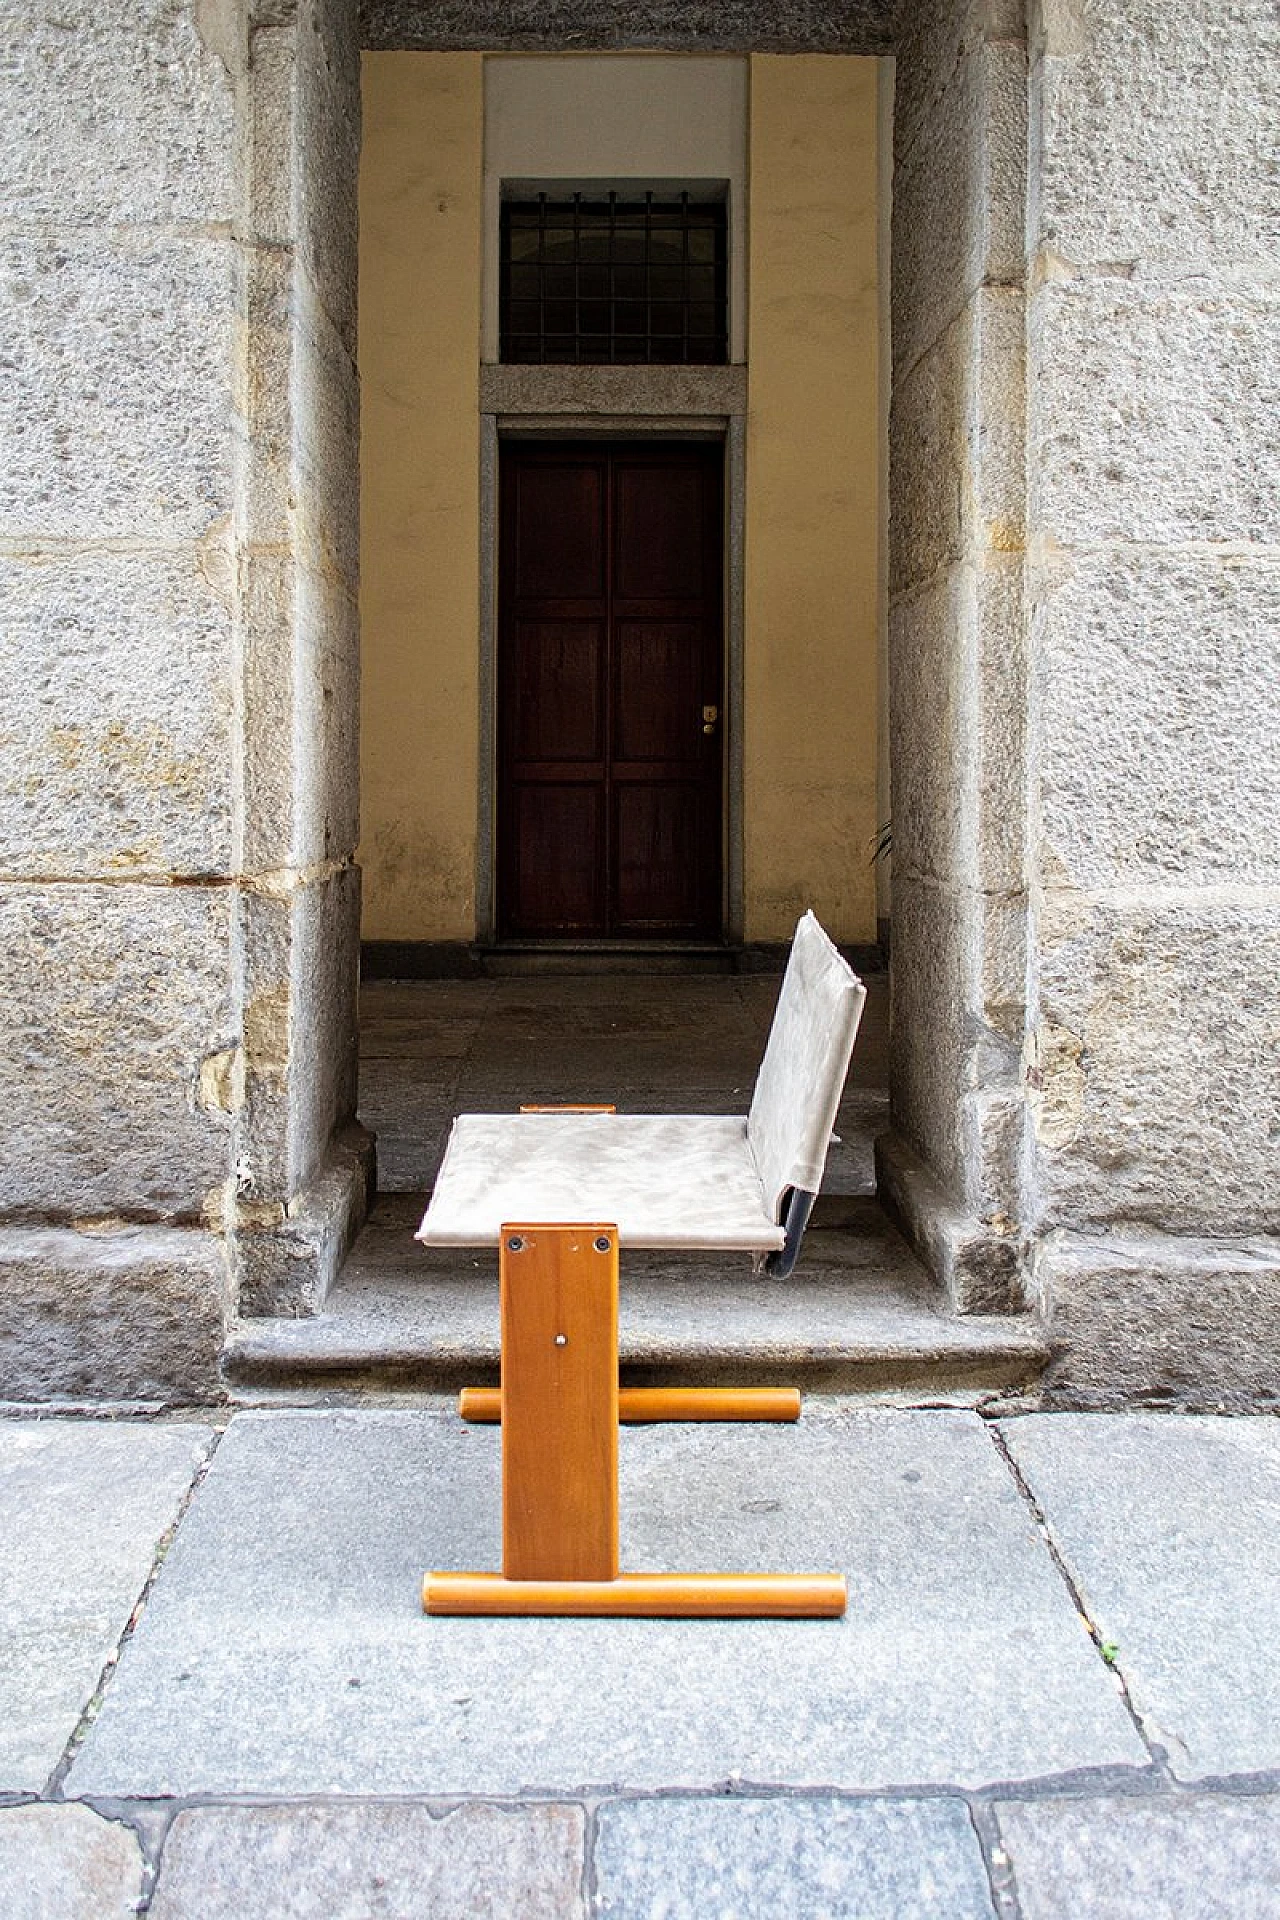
[877,1131,1027,1316]
[892,0,1026,159]
[233,1123,373,1319]
[595,1796,995,1919]
[0,1224,230,1401]
[995,1793,1280,1920]
[294,567,361,868]
[1032,550,1280,888]
[0,1418,213,1789]
[1032,1231,1280,1412]
[1001,1413,1280,1780]
[0,884,234,1219]
[0,1804,144,1920]
[361,0,896,52]
[296,0,361,359]
[893,38,1027,375]
[890,555,1025,893]
[1,0,237,228]
[0,235,235,542]
[0,550,234,880]
[480,364,748,415]
[1033,899,1280,1236]
[65,1407,1143,1798]
[888,875,1027,1214]
[1029,278,1280,547]
[149,1802,586,1920]
[892,288,1026,595]
[295,279,361,594]
[1034,0,1280,273]
[287,865,362,1191]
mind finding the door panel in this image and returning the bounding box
[508,783,604,936]
[499,442,723,939]
[509,620,605,763]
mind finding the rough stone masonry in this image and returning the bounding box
[1,0,1277,1407]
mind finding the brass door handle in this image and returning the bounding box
[702,705,720,735]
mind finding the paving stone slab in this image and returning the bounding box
[994,1793,1280,1920]
[0,1419,214,1791]
[1000,1414,1280,1780]
[148,1802,585,1920]
[594,1794,996,1919]
[0,1804,144,1920]
[66,1407,1143,1799]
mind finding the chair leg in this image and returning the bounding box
[458,1386,802,1424]
[424,1223,846,1618]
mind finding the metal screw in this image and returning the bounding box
[507,1235,525,1253]
[594,1235,611,1253]
[554,1334,567,1347]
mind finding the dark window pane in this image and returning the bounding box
[500,195,727,365]
[508,228,541,262]
[647,227,686,262]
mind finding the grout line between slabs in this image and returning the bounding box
[985,1421,1171,1780]
[42,1425,227,1803]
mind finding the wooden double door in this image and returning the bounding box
[498,441,724,940]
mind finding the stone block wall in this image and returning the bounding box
[881,0,1032,1312]
[0,0,368,1400]
[1023,0,1280,1403]
[883,0,1280,1404]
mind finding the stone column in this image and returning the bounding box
[230,0,370,1319]
[1022,0,1280,1403]
[0,0,368,1401]
[878,0,1033,1312]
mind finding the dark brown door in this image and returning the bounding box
[498,441,724,939]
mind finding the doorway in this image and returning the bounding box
[496,439,725,940]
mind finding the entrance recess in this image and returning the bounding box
[497,440,724,939]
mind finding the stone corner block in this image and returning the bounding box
[876,1128,1029,1314]
[1033,1230,1280,1412]
[0,1225,231,1403]
[233,1123,374,1317]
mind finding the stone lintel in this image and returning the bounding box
[360,1,895,54]
[480,363,747,420]
[875,1129,1029,1315]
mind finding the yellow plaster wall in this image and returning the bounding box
[744,56,882,943]
[358,53,483,940]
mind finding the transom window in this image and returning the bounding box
[500,191,729,366]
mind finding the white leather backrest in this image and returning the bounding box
[747,911,867,1220]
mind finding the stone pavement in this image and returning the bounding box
[2,1410,1280,1915]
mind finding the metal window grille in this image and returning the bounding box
[500,192,729,366]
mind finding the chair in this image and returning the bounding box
[416,911,866,1618]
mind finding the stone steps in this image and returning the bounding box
[222,1195,1049,1403]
